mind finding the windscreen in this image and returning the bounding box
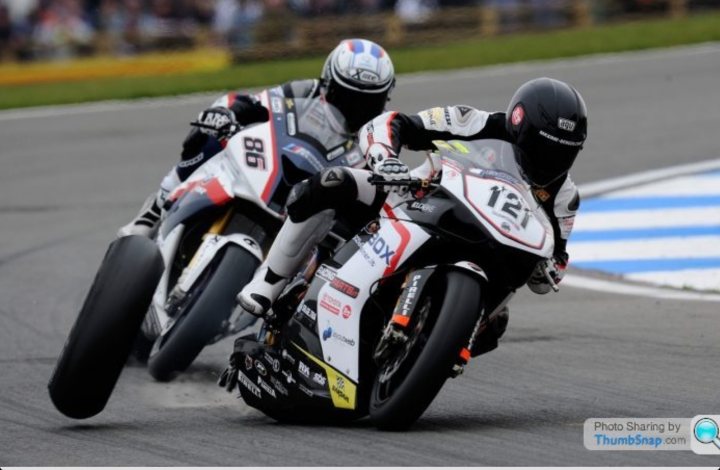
[293,98,352,152]
[437,139,533,198]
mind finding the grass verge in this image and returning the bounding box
[1,12,719,110]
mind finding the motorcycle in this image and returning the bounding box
[219,138,556,429]
[48,91,364,418]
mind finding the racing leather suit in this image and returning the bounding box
[176,79,322,181]
[119,80,322,236]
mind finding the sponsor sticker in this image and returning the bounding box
[322,325,333,341]
[298,361,310,378]
[312,372,327,386]
[341,305,352,319]
[264,352,281,373]
[286,112,297,135]
[331,376,351,406]
[298,383,314,397]
[533,188,551,202]
[257,377,277,399]
[511,105,524,126]
[396,273,422,317]
[271,97,283,113]
[238,371,261,398]
[367,233,396,266]
[330,277,360,299]
[469,168,521,186]
[410,201,435,213]
[269,376,289,396]
[299,303,317,321]
[283,143,315,161]
[322,325,356,346]
[359,70,379,82]
[315,265,337,283]
[420,107,445,129]
[319,293,341,315]
[364,222,380,236]
[558,117,577,132]
[254,360,267,376]
[539,129,583,147]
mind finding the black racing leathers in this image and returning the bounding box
[359,107,580,261]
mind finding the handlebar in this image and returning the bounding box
[367,175,438,192]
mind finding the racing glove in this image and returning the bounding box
[191,106,238,140]
[527,255,567,294]
[374,157,411,195]
[365,142,397,169]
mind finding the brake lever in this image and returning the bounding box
[367,176,434,189]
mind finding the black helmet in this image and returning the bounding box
[506,77,587,187]
[321,39,395,132]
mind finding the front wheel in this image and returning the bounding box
[369,270,482,430]
[48,235,164,419]
[147,245,260,382]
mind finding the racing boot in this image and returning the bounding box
[117,168,181,238]
[237,209,335,317]
[471,305,509,357]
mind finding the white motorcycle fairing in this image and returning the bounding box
[143,91,361,346]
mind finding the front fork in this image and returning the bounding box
[165,207,235,313]
[375,266,511,377]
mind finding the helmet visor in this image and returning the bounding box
[325,80,390,132]
[517,130,581,186]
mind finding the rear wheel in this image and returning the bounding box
[369,270,482,430]
[48,235,164,419]
[147,245,260,382]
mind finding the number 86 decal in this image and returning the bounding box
[243,137,266,170]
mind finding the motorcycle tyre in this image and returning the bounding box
[147,245,259,382]
[48,235,164,419]
[369,270,482,430]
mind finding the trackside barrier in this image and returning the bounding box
[0,0,710,85]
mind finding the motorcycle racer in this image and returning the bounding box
[118,38,395,238]
[237,77,587,354]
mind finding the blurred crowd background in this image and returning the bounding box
[0,0,718,62]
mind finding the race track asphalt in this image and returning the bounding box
[0,44,719,466]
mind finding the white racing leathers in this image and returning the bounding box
[359,106,580,263]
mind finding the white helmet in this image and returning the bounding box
[321,38,395,131]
